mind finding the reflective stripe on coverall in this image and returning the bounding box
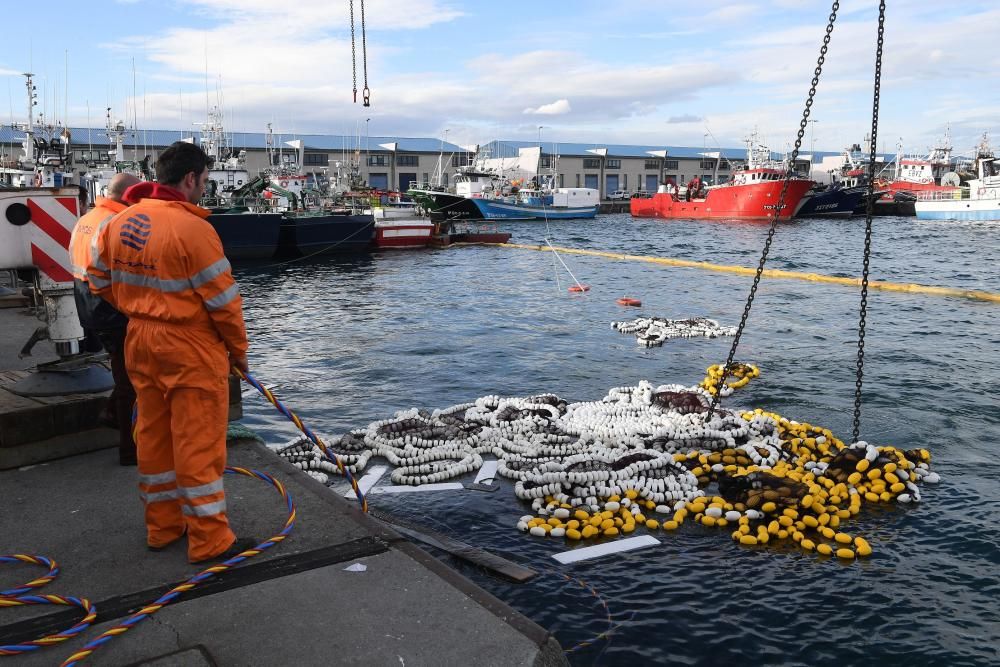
[88,197,248,562]
[69,197,127,281]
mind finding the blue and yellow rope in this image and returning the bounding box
[0,555,97,656]
[236,369,368,512]
[58,466,295,666]
[1,468,294,664]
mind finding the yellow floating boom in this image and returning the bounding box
[500,243,1000,304]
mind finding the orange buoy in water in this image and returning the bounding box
[568,284,590,293]
[616,297,642,307]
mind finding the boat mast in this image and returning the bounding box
[22,73,35,168]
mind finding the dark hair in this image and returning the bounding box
[155,141,210,186]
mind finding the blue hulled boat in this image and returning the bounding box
[208,211,375,260]
[466,188,599,220]
[795,183,869,217]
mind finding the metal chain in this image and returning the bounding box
[706,1,840,417]
[853,1,886,444]
[361,0,371,107]
[349,0,357,103]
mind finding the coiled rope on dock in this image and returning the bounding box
[1,467,295,665]
[0,555,96,656]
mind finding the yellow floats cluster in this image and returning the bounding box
[699,362,760,396]
[518,365,938,561]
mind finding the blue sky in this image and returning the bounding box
[2,0,997,155]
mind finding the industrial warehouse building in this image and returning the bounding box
[0,126,780,198]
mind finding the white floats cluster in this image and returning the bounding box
[274,373,939,559]
[275,379,769,508]
[611,316,737,347]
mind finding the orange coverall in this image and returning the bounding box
[88,186,247,562]
[70,197,137,462]
[69,197,127,281]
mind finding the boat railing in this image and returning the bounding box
[452,221,501,235]
[916,188,971,201]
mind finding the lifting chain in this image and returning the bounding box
[350,0,357,103]
[854,0,886,444]
[706,1,841,418]
[349,0,371,106]
[360,0,370,106]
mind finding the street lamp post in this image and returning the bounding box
[365,118,370,186]
[538,126,545,187]
[807,119,818,154]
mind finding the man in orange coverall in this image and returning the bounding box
[69,173,141,465]
[87,142,254,563]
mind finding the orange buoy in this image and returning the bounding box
[616,297,642,307]
[568,284,590,293]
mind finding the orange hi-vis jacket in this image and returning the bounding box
[69,197,128,281]
[87,197,247,362]
[87,188,247,561]
[70,197,130,331]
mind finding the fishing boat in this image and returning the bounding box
[372,216,435,249]
[0,74,75,191]
[408,145,599,220]
[875,133,962,203]
[207,209,374,260]
[795,181,869,217]
[631,134,814,221]
[914,137,999,221]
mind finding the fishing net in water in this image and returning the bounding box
[611,316,737,347]
[274,366,938,560]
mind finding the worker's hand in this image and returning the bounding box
[229,353,249,375]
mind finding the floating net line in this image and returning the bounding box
[611,317,737,347]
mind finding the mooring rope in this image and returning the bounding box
[236,369,368,511]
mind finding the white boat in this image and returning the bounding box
[914,136,999,221]
[0,73,75,190]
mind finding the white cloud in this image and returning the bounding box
[524,99,571,115]
[706,4,756,22]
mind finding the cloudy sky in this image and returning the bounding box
[3,0,997,154]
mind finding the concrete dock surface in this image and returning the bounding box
[0,304,566,666]
[1,442,566,666]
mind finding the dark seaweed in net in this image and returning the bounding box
[717,471,807,508]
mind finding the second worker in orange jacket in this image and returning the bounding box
[88,141,253,563]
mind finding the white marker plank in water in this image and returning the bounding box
[368,482,465,494]
[344,465,388,498]
[474,460,499,484]
[551,535,660,564]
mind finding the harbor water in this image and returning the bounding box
[234,213,1000,666]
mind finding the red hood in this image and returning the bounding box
[123,182,188,205]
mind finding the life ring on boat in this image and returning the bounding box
[616,297,642,307]
[978,187,986,197]
[280,180,289,188]
[33,172,42,187]
[568,284,590,293]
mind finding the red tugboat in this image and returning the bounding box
[631,134,815,221]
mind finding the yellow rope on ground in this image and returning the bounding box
[498,243,1000,304]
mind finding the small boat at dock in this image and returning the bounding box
[914,139,1000,221]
